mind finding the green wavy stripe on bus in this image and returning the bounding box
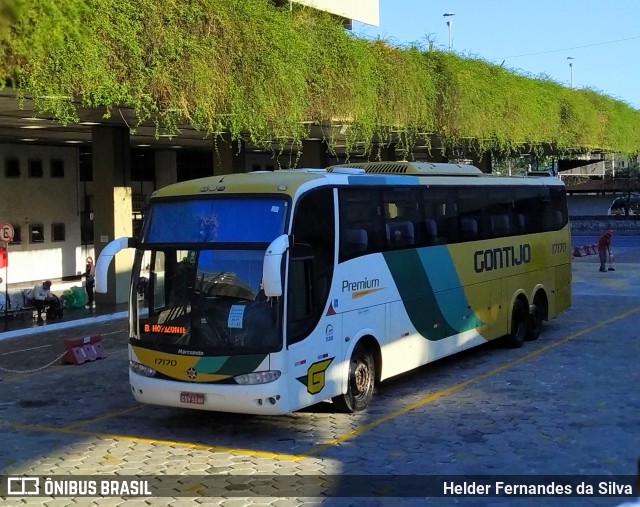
[419,247,484,332]
[205,354,269,376]
[383,248,483,340]
[193,355,234,373]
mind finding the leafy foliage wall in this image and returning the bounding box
[1,0,639,156]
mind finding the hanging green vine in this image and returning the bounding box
[1,0,639,157]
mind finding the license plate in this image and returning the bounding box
[180,392,205,405]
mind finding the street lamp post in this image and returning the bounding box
[443,12,455,51]
[567,56,575,88]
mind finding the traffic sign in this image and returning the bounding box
[0,223,14,243]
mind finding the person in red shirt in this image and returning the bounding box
[597,229,613,272]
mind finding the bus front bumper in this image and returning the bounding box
[129,370,291,415]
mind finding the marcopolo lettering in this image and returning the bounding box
[342,277,380,293]
[474,244,532,273]
[178,349,204,356]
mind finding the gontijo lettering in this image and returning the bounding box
[473,244,531,273]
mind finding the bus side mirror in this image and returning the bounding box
[96,237,137,293]
[263,234,290,298]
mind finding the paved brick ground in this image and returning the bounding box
[0,250,639,506]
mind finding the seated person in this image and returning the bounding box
[28,280,55,322]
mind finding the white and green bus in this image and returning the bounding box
[96,161,571,415]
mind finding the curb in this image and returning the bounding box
[0,311,128,342]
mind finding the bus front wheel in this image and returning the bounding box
[332,343,375,413]
[504,299,527,349]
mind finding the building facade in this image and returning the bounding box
[0,2,380,298]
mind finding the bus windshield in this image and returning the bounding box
[136,247,281,354]
[135,197,288,355]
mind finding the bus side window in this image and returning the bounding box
[515,213,527,234]
[554,210,563,229]
[423,190,451,245]
[382,187,421,249]
[514,187,542,234]
[490,214,512,237]
[550,187,568,230]
[339,188,384,260]
[538,186,561,232]
[288,255,313,324]
[385,220,415,248]
[459,216,478,241]
[423,219,441,245]
[437,202,459,243]
[288,188,335,345]
[342,228,368,259]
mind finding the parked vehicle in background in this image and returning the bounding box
[608,195,640,216]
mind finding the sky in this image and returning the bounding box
[352,0,640,109]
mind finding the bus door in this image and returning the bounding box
[285,188,339,407]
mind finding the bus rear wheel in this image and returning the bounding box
[526,296,546,341]
[332,343,375,413]
[504,299,527,349]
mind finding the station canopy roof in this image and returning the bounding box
[564,178,640,194]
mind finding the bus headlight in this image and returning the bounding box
[129,360,156,377]
[233,370,281,385]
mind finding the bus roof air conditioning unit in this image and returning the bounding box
[327,161,483,176]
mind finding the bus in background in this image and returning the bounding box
[96,161,571,415]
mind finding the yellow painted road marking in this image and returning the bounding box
[2,306,638,463]
[301,304,640,457]
[0,421,302,461]
[2,344,51,355]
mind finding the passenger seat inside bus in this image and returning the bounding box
[343,228,368,258]
[424,219,438,245]
[436,203,459,242]
[385,220,415,248]
[490,214,512,237]
[459,216,478,241]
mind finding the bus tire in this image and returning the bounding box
[526,295,546,341]
[504,298,527,348]
[332,343,375,413]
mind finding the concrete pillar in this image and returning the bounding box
[299,139,328,168]
[213,134,246,176]
[91,125,133,305]
[155,150,177,189]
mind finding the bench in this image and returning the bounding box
[0,289,32,317]
[0,290,62,320]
